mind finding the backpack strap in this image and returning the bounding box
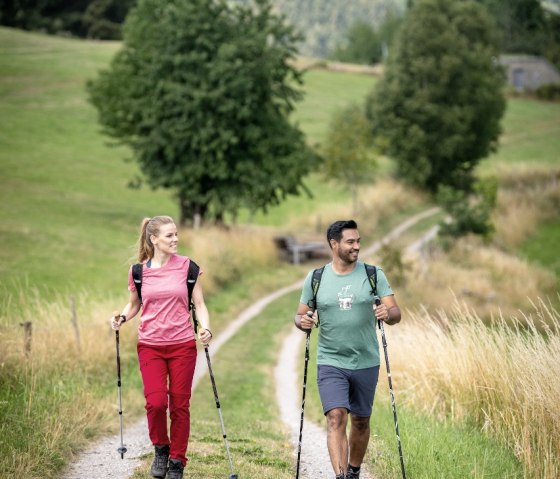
[308,266,325,326]
[187,259,200,333]
[364,263,378,298]
[132,263,143,304]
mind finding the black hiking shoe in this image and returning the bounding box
[167,459,184,479]
[346,468,360,479]
[335,474,346,479]
[151,444,169,478]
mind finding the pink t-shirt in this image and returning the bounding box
[128,254,199,345]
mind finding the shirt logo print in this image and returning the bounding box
[338,285,354,310]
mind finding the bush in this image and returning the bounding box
[535,83,560,101]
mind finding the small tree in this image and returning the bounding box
[87,0,319,226]
[437,176,498,241]
[330,21,382,65]
[366,0,506,194]
[322,104,377,215]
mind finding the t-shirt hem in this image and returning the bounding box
[317,359,381,370]
[138,337,196,347]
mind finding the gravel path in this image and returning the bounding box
[62,209,439,479]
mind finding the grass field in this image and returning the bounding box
[1,25,559,479]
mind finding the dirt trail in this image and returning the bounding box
[62,209,439,479]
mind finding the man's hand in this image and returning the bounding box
[300,311,316,331]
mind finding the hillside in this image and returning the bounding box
[272,0,405,57]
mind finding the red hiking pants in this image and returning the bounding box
[137,340,197,466]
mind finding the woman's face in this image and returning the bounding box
[151,222,178,255]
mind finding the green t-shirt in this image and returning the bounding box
[300,261,394,370]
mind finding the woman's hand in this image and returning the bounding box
[198,328,213,346]
[110,311,126,330]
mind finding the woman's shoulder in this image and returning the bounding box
[171,254,192,267]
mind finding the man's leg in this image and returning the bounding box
[326,407,349,476]
[346,365,380,477]
[348,415,370,469]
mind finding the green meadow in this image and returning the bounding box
[1,26,559,479]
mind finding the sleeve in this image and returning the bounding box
[299,270,314,306]
[128,266,136,292]
[376,266,394,298]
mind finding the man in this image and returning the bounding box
[295,220,401,479]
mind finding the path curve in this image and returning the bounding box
[62,208,440,479]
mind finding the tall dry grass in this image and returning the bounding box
[494,166,560,249]
[389,300,560,478]
[400,237,557,319]
[178,225,280,296]
[287,178,429,236]
[396,166,559,318]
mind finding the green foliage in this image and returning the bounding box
[437,177,498,240]
[476,0,560,67]
[329,11,404,65]
[87,0,320,225]
[367,0,506,193]
[330,21,382,65]
[535,82,560,101]
[0,0,134,39]
[322,104,377,214]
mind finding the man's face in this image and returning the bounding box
[331,228,360,264]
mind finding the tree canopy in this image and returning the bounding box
[366,0,506,193]
[87,0,319,225]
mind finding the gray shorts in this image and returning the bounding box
[317,364,380,417]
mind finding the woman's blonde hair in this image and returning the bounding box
[137,216,175,263]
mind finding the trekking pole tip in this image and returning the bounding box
[117,446,127,459]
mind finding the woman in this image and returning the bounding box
[110,215,212,479]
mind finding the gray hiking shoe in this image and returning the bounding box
[151,445,169,478]
[335,473,346,479]
[167,459,184,479]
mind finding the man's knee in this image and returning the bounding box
[326,408,348,430]
[351,415,370,433]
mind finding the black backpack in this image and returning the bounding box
[131,259,200,331]
[308,263,378,326]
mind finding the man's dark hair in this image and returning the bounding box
[326,220,358,245]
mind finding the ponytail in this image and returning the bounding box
[136,215,175,263]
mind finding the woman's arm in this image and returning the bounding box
[110,290,142,330]
[192,281,212,345]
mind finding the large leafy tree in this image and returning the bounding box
[87,0,319,225]
[366,0,506,193]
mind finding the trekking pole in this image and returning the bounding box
[376,298,406,479]
[205,346,238,479]
[114,330,127,459]
[295,311,313,479]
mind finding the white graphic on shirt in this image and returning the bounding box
[338,285,354,310]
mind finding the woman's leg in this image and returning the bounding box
[138,343,170,446]
[167,340,197,466]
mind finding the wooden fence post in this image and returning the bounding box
[70,295,81,352]
[20,321,32,357]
